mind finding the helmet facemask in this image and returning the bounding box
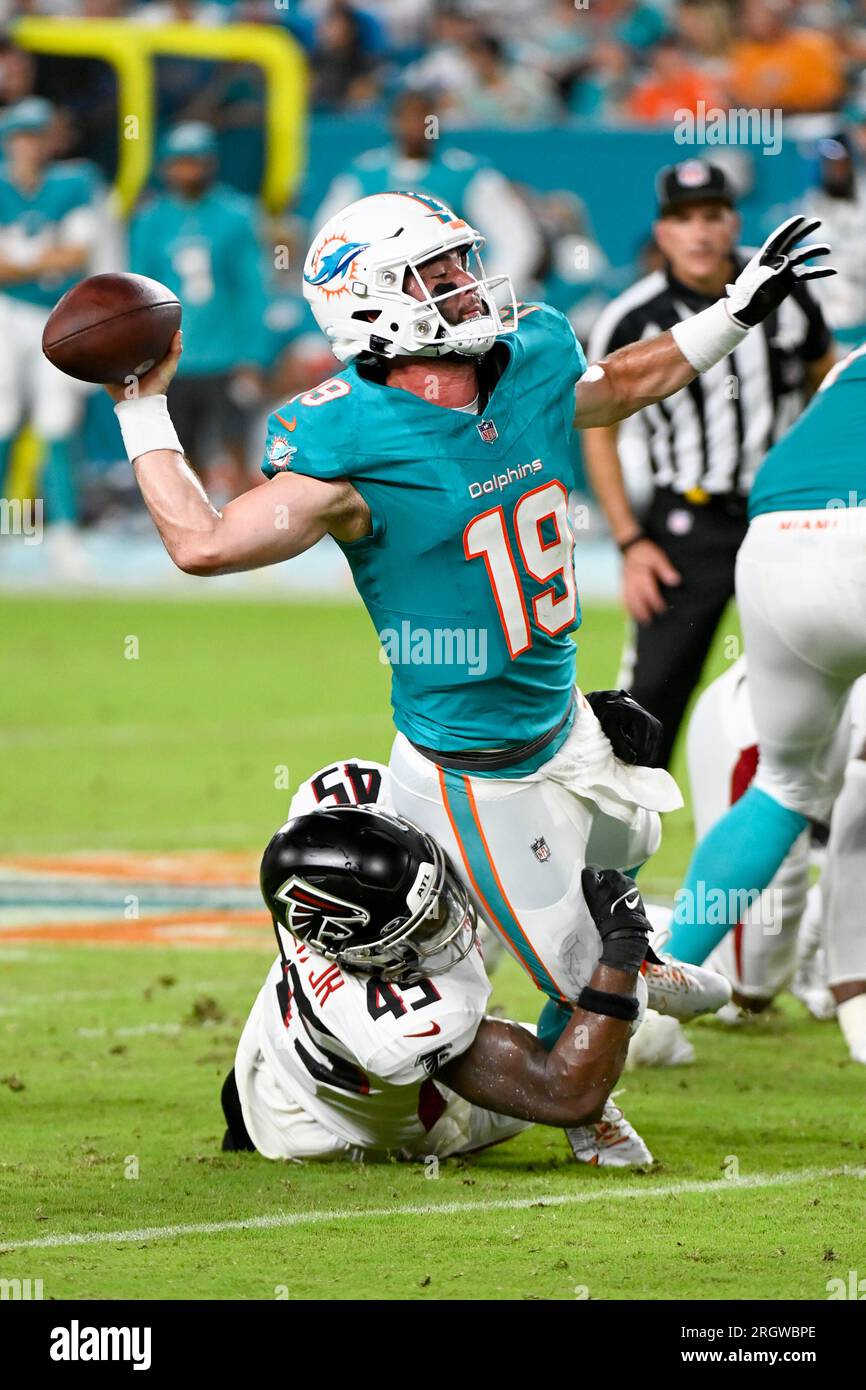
[332,833,478,982]
[384,239,516,359]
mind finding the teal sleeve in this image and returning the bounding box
[260,395,386,541]
[261,404,349,481]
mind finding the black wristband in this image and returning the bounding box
[617,530,646,555]
[577,985,639,1022]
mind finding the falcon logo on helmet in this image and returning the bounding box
[302,191,517,365]
[274,876,370,947]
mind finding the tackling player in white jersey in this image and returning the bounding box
[224,759,730,1166]
[224,777,660,1167]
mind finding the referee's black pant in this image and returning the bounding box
[621,487,749,769]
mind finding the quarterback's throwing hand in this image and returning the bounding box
[103,330,183,404]
[724,215,836,329]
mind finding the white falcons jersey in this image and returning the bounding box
[236,758,491,1154]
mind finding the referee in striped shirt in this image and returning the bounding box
[584,160,836,768]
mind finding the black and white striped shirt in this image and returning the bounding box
[587,256,832,496]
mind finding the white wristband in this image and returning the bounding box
[671,299,749,374]
[114,394,183,464]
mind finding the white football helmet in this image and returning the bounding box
[302,190,517,364]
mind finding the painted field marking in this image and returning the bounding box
[3,1165,863,1253]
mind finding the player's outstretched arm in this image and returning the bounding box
[574,214,836,429]
[104,333,370,575]
[439,870,652,1128]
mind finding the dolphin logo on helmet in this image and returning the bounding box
[304,239,370,290]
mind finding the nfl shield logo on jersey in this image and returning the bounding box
[477,418,498,443]
[531,836,551,862]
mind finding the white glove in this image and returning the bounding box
[724,214,835,328]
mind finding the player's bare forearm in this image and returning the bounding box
[0,256,43,284]
[109,332,370,574]
[573,330,697,429]
[0,246,90,283]
[131,452,364,576]
[576,215,837,428]
[38,244,90,276]
[439,963,635,1127]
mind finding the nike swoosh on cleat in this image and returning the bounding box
[404,1021,441,1038]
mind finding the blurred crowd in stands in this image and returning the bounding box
[3,0,866,126]
[0,0,865,555]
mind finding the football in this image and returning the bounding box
[42,271,181,385]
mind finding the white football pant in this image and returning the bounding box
[388,691,681,1004]
[736,509,866,822]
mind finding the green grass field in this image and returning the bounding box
[1,594,864,1301]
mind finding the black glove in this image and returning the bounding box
[582,867,658,974]
[725,215,835,329]
[586,689,664,767]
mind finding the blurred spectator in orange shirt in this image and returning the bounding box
[675,0,734,82]
[730,0,845,112]
[626,36,727,122]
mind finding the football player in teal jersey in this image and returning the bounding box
[129,121,269,498]
[105,191,832,1145]
[667,340,866,1066]
[313,88,543,294]
[0,97,104,544]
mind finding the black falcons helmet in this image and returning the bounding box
[260,806,477,982]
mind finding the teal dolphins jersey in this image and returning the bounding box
[749,342,866,519]
[130,184,269,375]
[0,160,103,308]
[262,303,587,757]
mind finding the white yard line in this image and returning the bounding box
[3,1165,862,1253]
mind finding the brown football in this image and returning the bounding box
[42,272,182,385]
